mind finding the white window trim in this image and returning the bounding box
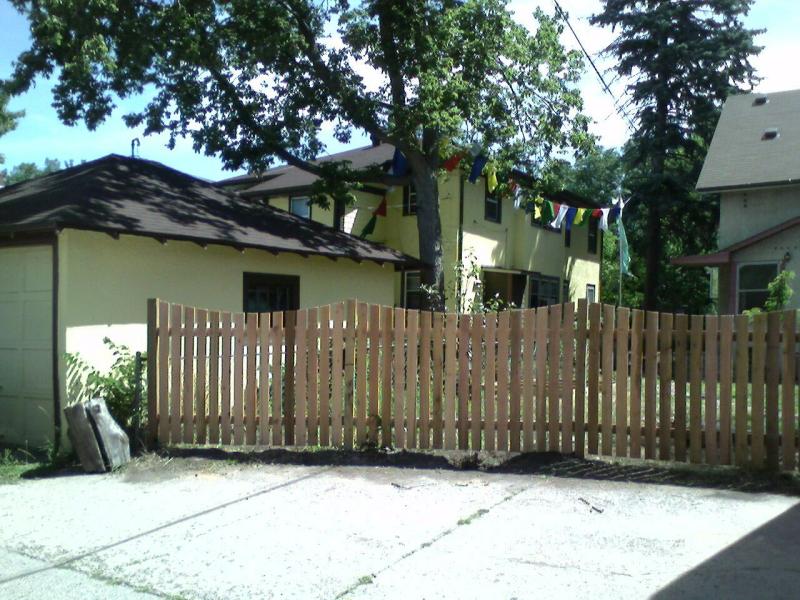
[289,196,312,219]
[736,260,779,313]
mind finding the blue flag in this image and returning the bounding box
[392,149,409,176]
[469,154,488,183]
[618,218,631,276]
[564,206,578,232]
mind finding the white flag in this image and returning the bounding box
[599,208,610,231]
[551,204,569,228]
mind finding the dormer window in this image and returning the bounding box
[762,128,779,141]
[753,96,769,106]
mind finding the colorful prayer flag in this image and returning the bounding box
[551,204,569,228]
[374,196,387,217]
[469,154,488,184]
[540,200,554,223]
[487,165,498,193]
[392,149,409,176]
[443,152,464,172]
[564,206,578,231]
[599,208,610,231]
[359,214,377,238]
[618,218,631,276]
[573,208,589,226]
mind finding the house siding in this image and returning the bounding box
[264,170,601,311]
[56,229,396,445]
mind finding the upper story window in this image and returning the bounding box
[290,196,311,219]
[586,284,596,304]
[529,274,560,308]
[484,182,501,223]
[738,262,778,312]
[243,273,299,313]
[564,227,571,248]
[588,217,599,254]
[403,185,417,216]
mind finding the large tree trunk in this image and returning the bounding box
[412,166,446,312]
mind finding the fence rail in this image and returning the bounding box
[146,299,800,471]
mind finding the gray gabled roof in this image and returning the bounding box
[0,154,418,266]
[697,89,800,192]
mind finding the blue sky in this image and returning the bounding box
[1,0,798,181]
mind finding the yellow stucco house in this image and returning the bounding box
[675,89,800,313]
[0,155,415,449]
[219,143,603,312]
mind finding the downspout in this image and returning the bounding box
[51,233,62,455]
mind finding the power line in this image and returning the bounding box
[552,0,637,133]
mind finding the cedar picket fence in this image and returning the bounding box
[146,298,800,471]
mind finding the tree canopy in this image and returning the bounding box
[5,0,592,308]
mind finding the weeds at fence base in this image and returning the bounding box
[154,445,800,496]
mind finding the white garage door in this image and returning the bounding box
[0,245,54,448]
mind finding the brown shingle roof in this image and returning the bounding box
[0,154,418,266]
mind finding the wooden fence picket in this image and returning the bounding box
[704,315,719,465]
[630,309,644,459]
[307,308,319,446]
[258,312,271,445]
[196,309,208,445]
[318,307,330,446]
[765,311,781,471]
[484,313,497,452]
[719,315,733,464]
[574,299,588,457]
[522,308,535,452]
[368,304,381,446]
[406,309,420,449]
[331,303,345,447]
[208,310,220,445]
[381,306,393,448]
[658,313,673,461]
[562,303,575,455]
[751,314,767,468]
[220,312,232,445]
[509,310,523,452]
[432,312,444,449]
[601,305,615,456]
[782,310,797,470]
[470,313,484,450]
[270,312,283,446]
[232,312,244,445]
[535,306,548,452]
[444,313,458,450]
[734,313,749,465]
[458,315,470,450]
[644,311,658,460]
[616,307,630,458]
[284,311,296,445]
[419,310,432,450]
[183,306,196,444]
[587,303,601,455]
[294,309,308,447]
[496,311,510,452]
[246,313,258,445]
[355,303,369,447]
[548,305,562,452]
[158,301,170,444]
[343,300,356,449]
[393,307,406,448]
[689,314,703,464]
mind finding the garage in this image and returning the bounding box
[0,244,55,448]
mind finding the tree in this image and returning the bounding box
[5,0,591,309]
[1,158,63,186]
[0,93,24,176]
[591,0,762,311]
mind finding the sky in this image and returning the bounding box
[1,0,798,181]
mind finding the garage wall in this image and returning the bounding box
[56,229,397,442]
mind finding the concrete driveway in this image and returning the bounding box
[0,453,798,599]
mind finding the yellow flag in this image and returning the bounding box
[574,207,588,226]
[487,165,498,193]
[534,204,542,219]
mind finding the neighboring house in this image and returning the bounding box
[219,143,602,312]
[675,89,800,313]
[0,155,414,448]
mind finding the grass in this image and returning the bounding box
[0,449,42,484]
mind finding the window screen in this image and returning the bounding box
[738,263,778,312]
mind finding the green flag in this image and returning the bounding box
[617,218,631,276]
[359,214,377,238]
[540,200,554,224]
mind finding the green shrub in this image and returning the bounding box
[764,270,795,312]
[65,338,146,433]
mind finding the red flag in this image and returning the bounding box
[552,203,561,215]
[375,196,387,217]
[591,208,602,218]
[443,152,465,171]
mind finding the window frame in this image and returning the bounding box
[484,180,502,224]
[586,283,596,304]
[736,261,779,313]
[402,270,423,309]
[242,272,300,313]
[528,273,561,308]
[289,196,312,220]
[403,185,417,216]
[588,217,599,254]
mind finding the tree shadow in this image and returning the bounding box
[652,503,800,599]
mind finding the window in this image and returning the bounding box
[588,217,599,254]
[484,181,501,223]
[564,227,571,248]
[586,284,596,304]
[737,263,778,312]
[403,185,417,216]
[403,270,422,309]
[562,279,570,303]
[528,274,560,308]
[243,273,299,313]
[290,196,311,219]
